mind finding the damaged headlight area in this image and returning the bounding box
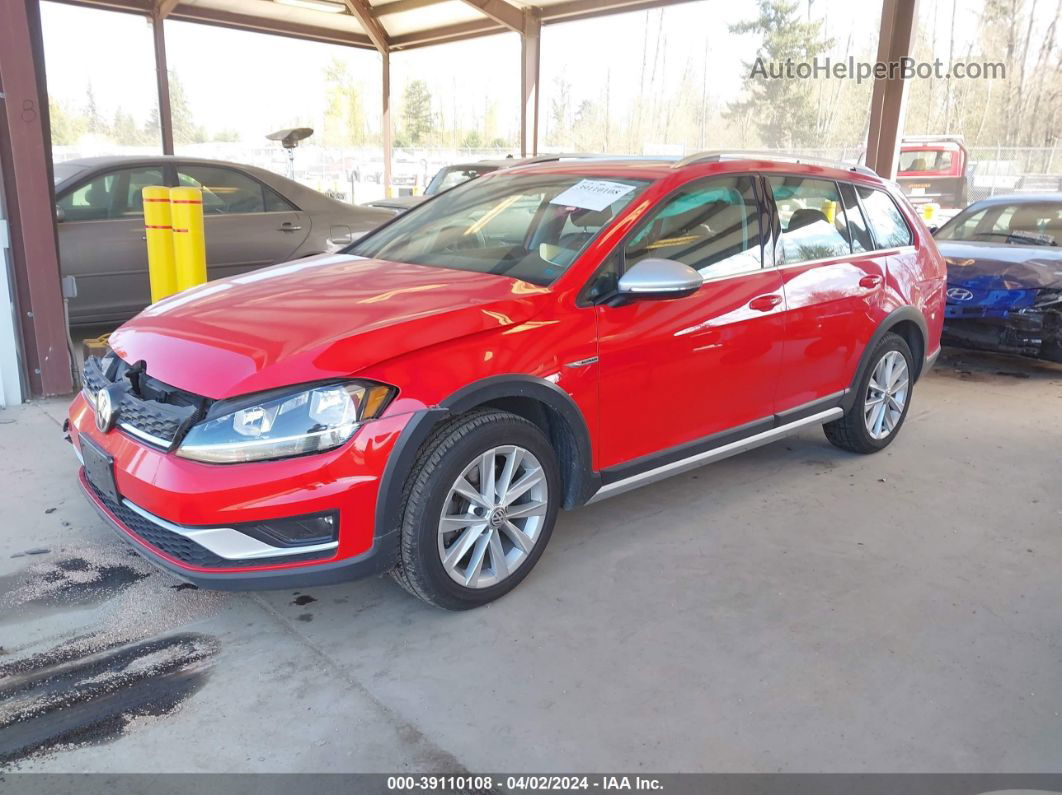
[1033,288,1062,308]
[176,381,395,464]
[943,286,1062,363]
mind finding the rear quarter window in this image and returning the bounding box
[856,187,913,248]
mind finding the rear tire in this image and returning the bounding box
[392,409,560,610]
[824,332,914,454]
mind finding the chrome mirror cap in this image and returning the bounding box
[616,258,703,300]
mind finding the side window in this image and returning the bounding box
[856,187,913,248]
[838,183,874,253]
[624,175,762,278]
[57,167,163,222]
[177,166,266,214]
[768,176,851,264]
[263,187,296,212]
[123,167,165,217]
[58,173,117,222]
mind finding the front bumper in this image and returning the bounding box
[943,307,1062,362]
[68,392,411,589]
[80,469,398,589]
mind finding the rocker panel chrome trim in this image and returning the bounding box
[587,407,844,504]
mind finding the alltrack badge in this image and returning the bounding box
[94,384,123,432]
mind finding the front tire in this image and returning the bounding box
[392,409,560,610]
[824,332,914,454]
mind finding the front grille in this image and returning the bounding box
[118,396,191,445]
[84,355,203,448]
[87,480,334,569]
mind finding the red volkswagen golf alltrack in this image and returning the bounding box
[68,154,945,609]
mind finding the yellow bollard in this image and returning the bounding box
[169,186,207,291]
[142,186,178,303]
[823,199,837,225]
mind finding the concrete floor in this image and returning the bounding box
[1,348,1060,772]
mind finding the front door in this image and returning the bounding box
[594,175,785,469]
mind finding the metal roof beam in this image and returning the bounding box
[372,0,448,17]
[540,0,700,24]
[343,0,390,52]
[459,0,524,33]
[154,0,179,19]
[389,17,504,49]
[166,5,377,49]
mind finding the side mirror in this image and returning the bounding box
[928,225,939,236]
[615,258,702,302]
[55,204,65,223]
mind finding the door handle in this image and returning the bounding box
[748,294,783,312]
[859,274,883,289]
[278,223,302,232]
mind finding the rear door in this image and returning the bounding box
[175,164,310,279]
[57,164,166,324]
[769,175,886,412]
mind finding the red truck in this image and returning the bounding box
[894,135,970,212]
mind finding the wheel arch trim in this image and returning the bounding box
[373,375,596,541]
[842,306,928,411]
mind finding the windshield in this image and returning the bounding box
[349,172,649,285]
[53,161,88,185]
[426,165,498,195]
[936,201,1062,246]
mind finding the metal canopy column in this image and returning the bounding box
[382,50,392,196]
[0,0,73,398]
[520,10,541,157]
[151,1,178,155]
[865,0,919,179]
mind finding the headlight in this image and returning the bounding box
[176,381,394,464]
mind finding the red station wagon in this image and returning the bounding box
[68,154,946,609]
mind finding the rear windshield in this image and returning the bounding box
[348,172,649,285]
[898,149,954,173]
[936,201,1062,246]
[427,165,497,195]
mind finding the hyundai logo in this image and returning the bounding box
[947,287,974,302]
[94,384,122,433]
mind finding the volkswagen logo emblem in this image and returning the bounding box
[94,384,122,433]
[947,287,974,302]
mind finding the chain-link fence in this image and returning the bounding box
[966,146,1062,201]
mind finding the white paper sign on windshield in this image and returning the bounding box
[549,179,636,212]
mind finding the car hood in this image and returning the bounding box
[109,254,550,399]
[938,240,1062,290]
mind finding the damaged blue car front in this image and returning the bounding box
[935,195,1062,362]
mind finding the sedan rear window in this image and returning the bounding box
[348,172,649,285]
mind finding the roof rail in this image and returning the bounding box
[673,150,878,177]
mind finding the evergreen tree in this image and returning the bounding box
[48,98,86,146]
[144,72,205,145]
[401,80,434,145]
[84,81,107,136]
[322,58,368,147]
[725,0,832,148]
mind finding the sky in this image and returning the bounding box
[39,0,886,147]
